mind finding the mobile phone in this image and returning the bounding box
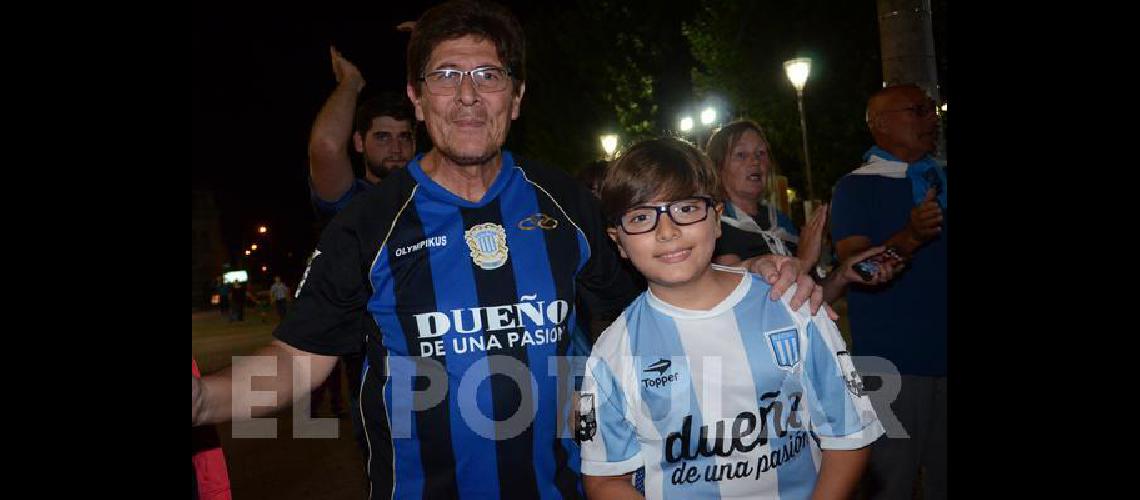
[852,259,879,281]
[852,247,903,282]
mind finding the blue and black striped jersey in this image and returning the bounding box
[276,151,641,499]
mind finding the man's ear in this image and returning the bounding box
[353,132,365,154]
[606,227,628,259]
[407,83,425,122]
[868,112,889,135]
[510,81,526,120]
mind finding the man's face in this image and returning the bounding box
[874,87,940,159]
[721,129,770,204]
[607,197,723,290]
[406,35,525,166]
[355,116,415,180]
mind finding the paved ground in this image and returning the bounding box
[193,309,369,499]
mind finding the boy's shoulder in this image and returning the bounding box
[771,281,837,332]
[589,292,647,362]
[730,270,828,332]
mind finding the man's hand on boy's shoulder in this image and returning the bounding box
[747,255,829,318]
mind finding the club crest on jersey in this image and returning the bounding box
[767,327,800,369]
[518,212,559,231]
[465,222,509,270]
[836,351,866,397]
[576,393,597,442]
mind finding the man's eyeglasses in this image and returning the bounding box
[885,103,938,118]
[418,66,513,95]
[616,197,715,235]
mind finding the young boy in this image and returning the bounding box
[579,138,884,499]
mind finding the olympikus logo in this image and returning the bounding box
[394,236,447,257]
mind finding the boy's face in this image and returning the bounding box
[607,197,723,289]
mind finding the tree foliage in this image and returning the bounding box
[684,0,883,199]
[511,0,696,172]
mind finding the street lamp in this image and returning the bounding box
[258,226,268,234]
[600,134,618,160]
[250,244,258,251]
[244,250,251,256]
[700,107,717,126]
[679,116,694,133]
[784,57,815,201]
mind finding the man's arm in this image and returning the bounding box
[811,448,871,500]
[309,46,366,203]
[192,340,339,426]
[835,187,942,263]
[583,474,641,500]
[821,246,902,304]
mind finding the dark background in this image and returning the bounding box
[191,0,947,294]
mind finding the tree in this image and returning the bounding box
[512,0,698,172]
[684,0,883,200]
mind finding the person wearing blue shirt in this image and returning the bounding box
[308,46,417,228]
[830,84,947,500]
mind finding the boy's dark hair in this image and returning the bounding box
[600,137,720,224]
[406,0,526,96]
[353,91,415,135]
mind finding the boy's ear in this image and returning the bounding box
[606,227,629,259]
[713,201,724,238]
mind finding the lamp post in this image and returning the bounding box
[784,57,815,202]
[700,107,717,127]
[678,116,694,134]
[600,134,618,161]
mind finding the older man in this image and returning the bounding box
[830,83,947,500]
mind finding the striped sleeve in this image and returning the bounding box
[579,319,643,476]
[799,312,884,450]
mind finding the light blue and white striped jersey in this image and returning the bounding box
[578,266,884,499]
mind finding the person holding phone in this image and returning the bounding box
[830,83,947,500]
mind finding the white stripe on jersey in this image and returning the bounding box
[664,283,782,498]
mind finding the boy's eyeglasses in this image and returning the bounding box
[616,196,715,235]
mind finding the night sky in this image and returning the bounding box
[192,2,519,281]
[191,2,580,284]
